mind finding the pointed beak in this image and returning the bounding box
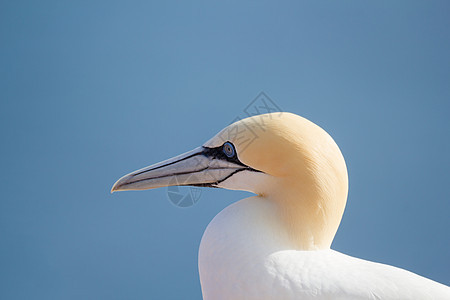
[111,146,245,192]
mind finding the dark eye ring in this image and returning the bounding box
[222,142,235,158]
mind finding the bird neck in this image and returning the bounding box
[266,175,347,250]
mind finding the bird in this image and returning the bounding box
[112,112,450,299]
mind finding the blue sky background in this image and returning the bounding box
[1,1,449,299]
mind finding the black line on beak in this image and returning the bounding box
[133,148,204,176]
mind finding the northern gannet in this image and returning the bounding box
[112,112,450,299]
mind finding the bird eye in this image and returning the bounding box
[222,142,235,158]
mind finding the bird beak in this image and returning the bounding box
[111,146,245,192]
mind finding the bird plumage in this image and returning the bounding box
[199,196,450,299]
[112,112,450,299]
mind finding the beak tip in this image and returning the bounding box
[111,181,123,193]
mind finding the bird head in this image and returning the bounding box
[112,112,346,198]
[112,112,348,249]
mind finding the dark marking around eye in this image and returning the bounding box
[202,141,247,167]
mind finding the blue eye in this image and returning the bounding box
[223,142,235,158]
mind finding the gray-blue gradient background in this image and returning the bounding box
[1,1,449,299]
